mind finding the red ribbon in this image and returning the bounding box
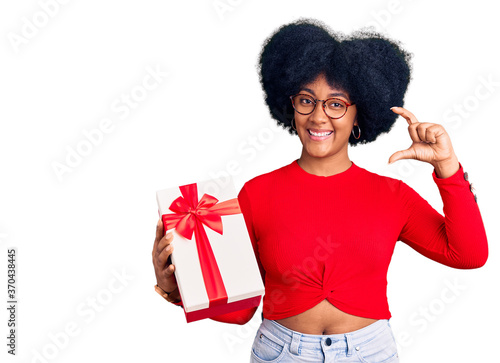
[161,183,241,308]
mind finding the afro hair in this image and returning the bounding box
[257,18,413,146]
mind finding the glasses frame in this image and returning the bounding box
[289,93,355,119]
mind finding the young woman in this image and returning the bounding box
[152,19,488,362]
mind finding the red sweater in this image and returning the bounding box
[184,159,488,324]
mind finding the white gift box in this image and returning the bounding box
[156,176,265,323]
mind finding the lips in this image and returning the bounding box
[306,128,334,142]
[308,129,333,136]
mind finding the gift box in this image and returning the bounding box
[156,176,265,323]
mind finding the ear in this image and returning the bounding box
[353,114,358,127]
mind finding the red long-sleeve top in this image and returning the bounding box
[176,159,488,325]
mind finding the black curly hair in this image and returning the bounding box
[257,18,412,145]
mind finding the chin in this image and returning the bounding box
[305,148,335,159]
[306,140,346,157]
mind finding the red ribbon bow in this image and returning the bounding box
[161,183,241,307]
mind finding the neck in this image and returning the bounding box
[297,150,352,177]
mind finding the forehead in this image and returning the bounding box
[300,74,350,99]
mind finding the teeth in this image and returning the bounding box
[309,130,333,136]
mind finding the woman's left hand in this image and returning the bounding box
[388,107,458,171]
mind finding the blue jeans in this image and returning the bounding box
[250,318,399,362]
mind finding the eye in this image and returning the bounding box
[299,96,313,105]
[326,99,346,109]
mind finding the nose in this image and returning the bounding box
[309,100,329,124]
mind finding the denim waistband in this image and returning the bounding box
[260,318,389,356]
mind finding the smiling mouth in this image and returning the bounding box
[308,129,333,136]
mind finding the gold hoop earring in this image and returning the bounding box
[291,117,296,131]
[352,125,361,139]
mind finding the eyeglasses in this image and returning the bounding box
[289,94,355,119]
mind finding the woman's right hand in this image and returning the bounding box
[152,219,181,302]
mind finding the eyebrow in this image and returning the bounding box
[301,87,349,100]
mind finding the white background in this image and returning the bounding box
[0,0,499,362]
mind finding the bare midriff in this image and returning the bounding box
[274,299,379,335]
